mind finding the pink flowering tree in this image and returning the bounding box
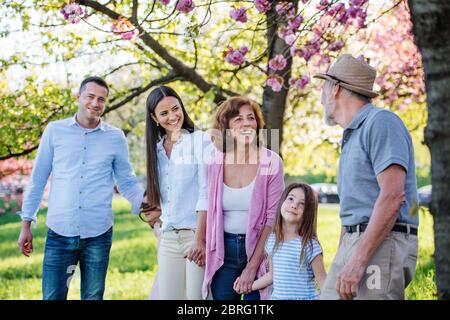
[0,0,423,155]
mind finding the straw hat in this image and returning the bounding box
[314,54,378,98]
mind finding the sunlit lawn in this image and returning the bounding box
[0,197,435,299]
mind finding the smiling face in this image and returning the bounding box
[227,104,258,146]
[76,82,108,124]
[280,187,306,226]
[151,96,184,135]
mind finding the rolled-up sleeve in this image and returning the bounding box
[20,123,54,224]
[113,131,145,214]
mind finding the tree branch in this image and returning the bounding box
[104,73,183,114]
[79,0,229,104]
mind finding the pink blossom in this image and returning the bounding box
[312,25,324,37]
[277,26,293,39]
[176,0,195,14]
[336,11,349,24]
[318,55,331,65]
[122,30,138,40]
[268,54,287,71]
[288,14,304,30]
[284,34,297,46]
[275,2,294,15]
[350,0,367,7]
[60,3,87,24]
[357,17,366,28]
[159,0,171,5]
[254,0,271,13]
[328,40,344,51]
[267,75,284,92]
[357,9,367,19]
[225,46,248,65]
[230,7,248,23]
[300,48,314,61]
[327,2,345,17]
[347,6,362,19]
[316,0,329,10]
[289,75,310,89]
[301,0,309,4]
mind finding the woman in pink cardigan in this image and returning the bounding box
[203,96,285,300]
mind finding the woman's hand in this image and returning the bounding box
[187,237,206,267]
[140,203,161,228]
[236,265,258,294]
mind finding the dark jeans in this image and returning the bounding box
[42,227,113,300]
[211,232,260,300]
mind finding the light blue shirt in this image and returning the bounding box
[338,104,419,226]
[157,130,210,232]
[20,116,144,238]
[265,233,322,300]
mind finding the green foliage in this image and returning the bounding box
[0,77,75,158]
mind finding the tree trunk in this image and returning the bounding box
[408,0,450,300]
[261,0,298,154]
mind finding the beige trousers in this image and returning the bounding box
[320,228,418,300]
[157,229,204,300]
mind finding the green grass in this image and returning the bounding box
[0,199,436,299]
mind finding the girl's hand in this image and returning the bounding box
[233,277,241,293]
[237,265,258,294]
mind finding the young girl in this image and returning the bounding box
[234,182,327,300]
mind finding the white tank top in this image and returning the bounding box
[222,178,255,234]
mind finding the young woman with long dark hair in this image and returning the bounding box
[143,85,211,299]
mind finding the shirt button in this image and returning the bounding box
[81,176,83,179]
[79,206,82,209]
[84,147,86,150]
[82,162,85,165]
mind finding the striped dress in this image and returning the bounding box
[265,233,322,300]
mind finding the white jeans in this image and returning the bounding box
[157,229,204,300]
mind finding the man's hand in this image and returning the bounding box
[335,255,366,300]
[18,221,33,257]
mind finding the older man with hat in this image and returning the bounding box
[315,54,419,300]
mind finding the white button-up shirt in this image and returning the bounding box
[157,130,211,232]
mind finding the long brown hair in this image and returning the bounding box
[271,182,320,266]
[211,96,265,152]
[145,85,195,208]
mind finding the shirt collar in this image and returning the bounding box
[70,114,106,132]
[157,131,190,152]
[346,103,373,130]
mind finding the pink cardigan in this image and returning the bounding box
[202,147,285,299]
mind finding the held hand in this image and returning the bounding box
[237,265,258,295]
[186,237,206,267]
[335,256,366,300]
[233,277,241,294]
[140,203,161,228]
[18,223,33,257]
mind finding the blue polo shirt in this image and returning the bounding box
[338,104,419,227]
